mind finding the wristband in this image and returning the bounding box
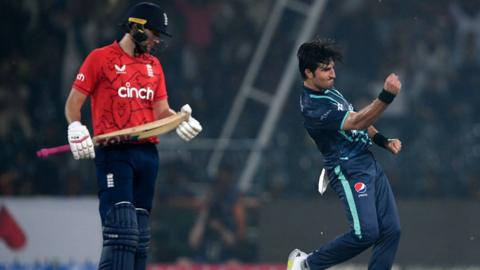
[68,121,83,129]
[378,89,396,104]
[372,132,389,149]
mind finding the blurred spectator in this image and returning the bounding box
[188,165,247,263]
[176,0,220,83]
[2,0,480,267]
[1,0,478,202]
[449,0,480,66]
[157,162,203,209]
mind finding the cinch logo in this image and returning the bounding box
[354,182,367,194]
[117,82,154,100]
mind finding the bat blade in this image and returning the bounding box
[93,112,189,147]
[36,112,189,158]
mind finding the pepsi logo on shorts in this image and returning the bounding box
[354,182,367,194]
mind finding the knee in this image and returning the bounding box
[355,225,380,246]
[103,202,139,250]
[99,202,139,270]
[136,208,151,256]
[385,222,401,241]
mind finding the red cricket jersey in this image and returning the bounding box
[73,41,168,143]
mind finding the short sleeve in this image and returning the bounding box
[154,62,168,101]
[303,99,349,131]
[72,49,102,95]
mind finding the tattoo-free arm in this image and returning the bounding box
[153,99,176,120]
[342,100,388,130]
[65,88,88,124]
[342,73,401,131]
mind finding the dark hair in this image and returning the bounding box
[297,38,342,79]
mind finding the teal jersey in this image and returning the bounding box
[300,86,372,168]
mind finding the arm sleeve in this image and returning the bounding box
[303,100,349,131]
[154,62,168,101]
[72,49,102,95]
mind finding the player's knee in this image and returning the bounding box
[386,222,401,241]
[99,202,139,270]
[103,202,139,249]
[357,225,379,246]
[136,208,151,256]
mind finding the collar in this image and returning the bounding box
[303,85,328,96]
[112,41,151,63]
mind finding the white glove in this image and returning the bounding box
[68,121,95,160]
[176,104,203,142]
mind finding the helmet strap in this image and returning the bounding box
[129,23,148,56]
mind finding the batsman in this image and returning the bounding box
[64,2,202,270]
[288,39,402,269]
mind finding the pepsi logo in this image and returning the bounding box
[354,182,367,193]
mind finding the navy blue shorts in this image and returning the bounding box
[94,143,159,222]
[307,151,401,269]
[327,151,400,241]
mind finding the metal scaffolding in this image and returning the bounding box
[207,0,328,191]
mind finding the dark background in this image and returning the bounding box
[1,0,479,267]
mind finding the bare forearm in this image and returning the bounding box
[343,73,401,131]
[344,100,388,130]
[153,100,176,120]
[65,88,87,124]
[65,105,82,124]
[233,203,247,239]
[154,108,176,120]
[189,209,208,248]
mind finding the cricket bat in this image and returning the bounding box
[36,112,189,158]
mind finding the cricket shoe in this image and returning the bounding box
[287,249,308,270]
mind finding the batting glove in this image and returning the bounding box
[68,121,95,160]
[176,104,203,142]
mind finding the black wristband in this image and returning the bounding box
[378,89,396,104]
[372,132,389,149]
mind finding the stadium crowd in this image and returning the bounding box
[2,0,478,196]
[1,0,479,264]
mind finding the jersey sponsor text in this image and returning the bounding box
[117,82,154,100]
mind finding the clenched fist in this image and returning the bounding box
[176,104,203,142]
[386,138,402,155]
[68,121,95,160]
[383,73,402,95]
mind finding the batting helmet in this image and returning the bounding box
[126,2,172,37]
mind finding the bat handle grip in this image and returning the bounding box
[36,144,71,158]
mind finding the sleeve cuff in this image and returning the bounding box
[340,111,350,130]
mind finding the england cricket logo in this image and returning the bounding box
[146,64,154,77]
[107,173,114,188]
